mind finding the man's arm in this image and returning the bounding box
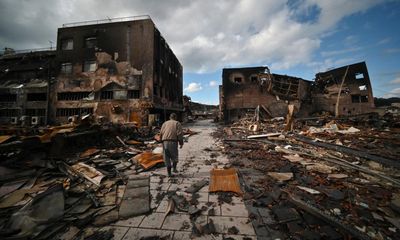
[176,122,183,147]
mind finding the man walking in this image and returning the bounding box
[160,113,183,177]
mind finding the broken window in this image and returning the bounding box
[56,108,93,117]
[234,77,242,83]
[25,108,46,116]
[61,38,73,50]
[58,92,91,101]
[0,109,19,117]
[0,93,17,102]
[359,85,367,91]
[113,90,127,100]
[100,91,113,100]
[83,60,97,72]
[153,86,158,96]
[128,90,140,99]
[27,93,47,101]
[251,76,258,83]
[61,62,73,74]
[351,95,360,103]
[355,73,364,80]
[360,95,368,102]
[85,37,97,48]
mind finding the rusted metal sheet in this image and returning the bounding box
[80,148,100,158]
[133,152,164,170]
[0,135,12,144]
[209,168,243,195]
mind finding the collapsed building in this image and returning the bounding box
[220,66,312,123]
[220,62,375,123]
[312,61,375,116]
[0,16,183,126]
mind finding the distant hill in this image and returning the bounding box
[374,97,400,107]
[190,101,218,112]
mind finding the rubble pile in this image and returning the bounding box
[0,118,198,239]
[214,113,400,239]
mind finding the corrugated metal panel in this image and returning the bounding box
[209,168,242,195]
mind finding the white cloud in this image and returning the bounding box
[390,76,400,84]
[184,82,202,92]
[0,0,385,73]
[383,88,400,98]
[384,48,400,54]
[321,47,362,57]
[209,80,218,87]
[378,37,391,45]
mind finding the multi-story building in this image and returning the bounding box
[0,16,183,127]
[0,49,56,125]
[52,16,183,125]
[312,61,375,116]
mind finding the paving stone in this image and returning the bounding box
[155,200,169,213]
[127,179,149,188]
[198,185,209,193]
[150,182,171,191]
[112,215,144,227]
[209,216,256,235]
[122,228,174,240]
[150,176,162,183]
[162,213,207,231]
[192,192,209,202]
[197,202,221,216]
[139,212,166,229]
[100,226,129,240]
[221,203,249,217]
[208,194,219,202]
[222,235,257,240]
[173,231,223,239]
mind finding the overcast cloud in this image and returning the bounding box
[0,0,383,73]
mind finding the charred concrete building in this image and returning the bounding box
[0,49,56,125]
[313,61,374,116]
[0,16,183,126]
[220,66,312,122]
[220,62,375,123]
[52,16,183,125]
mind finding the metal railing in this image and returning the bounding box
[0,47,55,56]
[62,15,151,28]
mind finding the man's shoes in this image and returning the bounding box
[173,168,178,173]
[172,163,178,173]
[167,167,172,177]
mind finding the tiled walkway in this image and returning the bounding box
[103,120,257,239]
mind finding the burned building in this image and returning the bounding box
[52,16,183,126]
[312,61,374,116]
[220,66,312,123]
[220,62,376,122]
[0,49,56,125]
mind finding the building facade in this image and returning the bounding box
[52,16,183,125]
[0,16,183,126]
[0,50,56,125]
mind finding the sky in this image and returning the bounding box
[0,0,399,105]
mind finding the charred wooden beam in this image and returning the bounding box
[294,135,400,169]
